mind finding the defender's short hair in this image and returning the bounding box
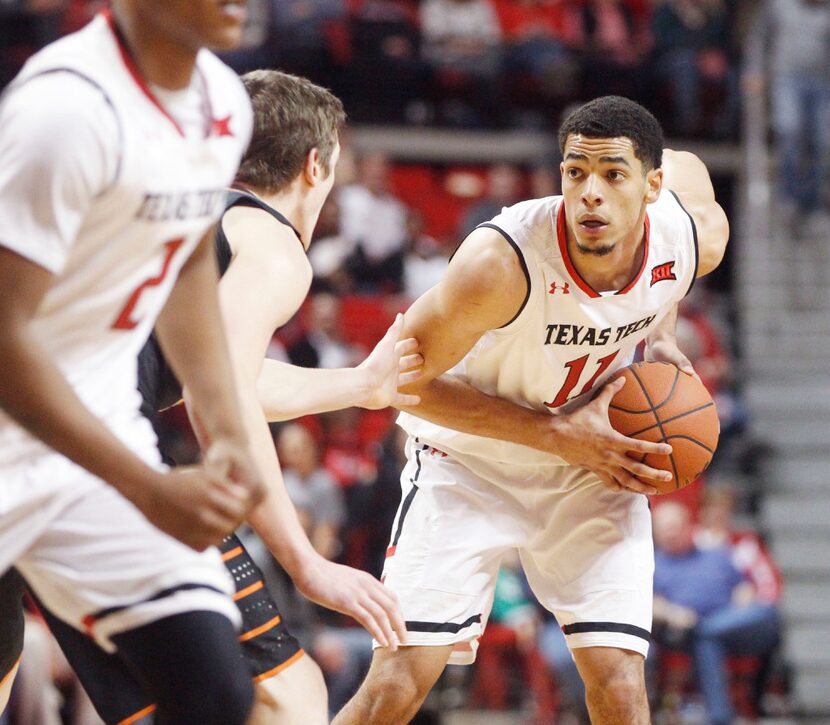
[558,96,663,171]
[237,70,346,194]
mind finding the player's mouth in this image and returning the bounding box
[218,0,247,24]
[577,215,609,234]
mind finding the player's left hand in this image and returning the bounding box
[292,554,407,651]
[358,313,424,410]
[645,339,700,381]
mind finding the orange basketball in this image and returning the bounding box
[607,361,719,494]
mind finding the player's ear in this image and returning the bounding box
[645,167,662,204]
[304,148,322,187]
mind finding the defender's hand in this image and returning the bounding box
[293,555,407,651]
[359,313,423,410]
[551,378,673,495]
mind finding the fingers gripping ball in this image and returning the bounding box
[608,361,719,494]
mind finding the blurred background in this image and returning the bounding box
[2,1,829,723]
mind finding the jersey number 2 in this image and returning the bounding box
[112,238,185,330]
[543,350,620,408]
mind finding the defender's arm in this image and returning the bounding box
[212,206,406,648]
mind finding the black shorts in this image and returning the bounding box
[0,569,25,682]
[36,534,303,724]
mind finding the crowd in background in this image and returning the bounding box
[0,0,748,137]
[2,0,819,722]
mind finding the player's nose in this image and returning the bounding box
[580,173,603,206]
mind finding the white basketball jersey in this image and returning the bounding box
[0,14,252,465]
[398,190,698,467]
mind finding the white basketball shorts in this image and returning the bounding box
[0,450,239,653]
[381,437,654,665]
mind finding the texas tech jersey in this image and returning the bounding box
[398,190,698,467]
[0,14,253,465]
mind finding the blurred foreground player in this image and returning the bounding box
[0,2,265,724]
[334,97,729,725]
[33,70,419,725]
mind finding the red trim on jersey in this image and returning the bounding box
[102,9,185,138]
[556,203,600,298]
[617,213,650,295]
[555,203,651,297]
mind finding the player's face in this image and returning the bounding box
[560,135,661,257]
[140,0,248,52]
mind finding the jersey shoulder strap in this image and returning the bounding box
[215,188,303,275]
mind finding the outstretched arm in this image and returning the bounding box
[206,205,407,648]
[398,227,672,494]
[257,331,421,422]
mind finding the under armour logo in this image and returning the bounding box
[210,115,234,137]
[650,261,677,286]
[549,281,570,295]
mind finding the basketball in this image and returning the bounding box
[607,361,719,494]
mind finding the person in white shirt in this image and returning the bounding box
[0,2,264,723]
[334,96,729,725]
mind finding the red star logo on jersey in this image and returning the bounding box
[650,261,677,286]
[549,281,570,295]
[210,115,234,137]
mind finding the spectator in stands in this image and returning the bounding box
[695,486,783,606]
[695,485,786,711]
[748,0,830,230]
[308,197,358,293]
[676,289,748,457]
[420,0,507,126]
[361,426,409,578]
[572,0,651,101]
[495,0,578,102]
[652,501,781,725]
[348,0,424,123]
[0,0,67,88]
[217,0,274,74]
[458,163,523,238]
[651,0,738,137]
[312,626,374,718]
[278,423,347,561]
[529,162,560,198]
[272,0,348,91]
[287,292,363,370]
[403,209,449,300]
[338,153,408,291]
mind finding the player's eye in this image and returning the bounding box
[608,170,625,181]
[566,168,582,179]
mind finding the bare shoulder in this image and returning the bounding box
[662,150,729,278]
[437,225,529,330]
[222,205,309,274]
[220,205,311,308]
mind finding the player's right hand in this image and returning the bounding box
[134,466,254,551]
[551,377,673,495]
[137,440,264,551]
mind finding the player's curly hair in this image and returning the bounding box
[237,70,346,194]
[558,96,663,171]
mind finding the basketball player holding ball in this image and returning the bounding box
[334,96,729,725]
